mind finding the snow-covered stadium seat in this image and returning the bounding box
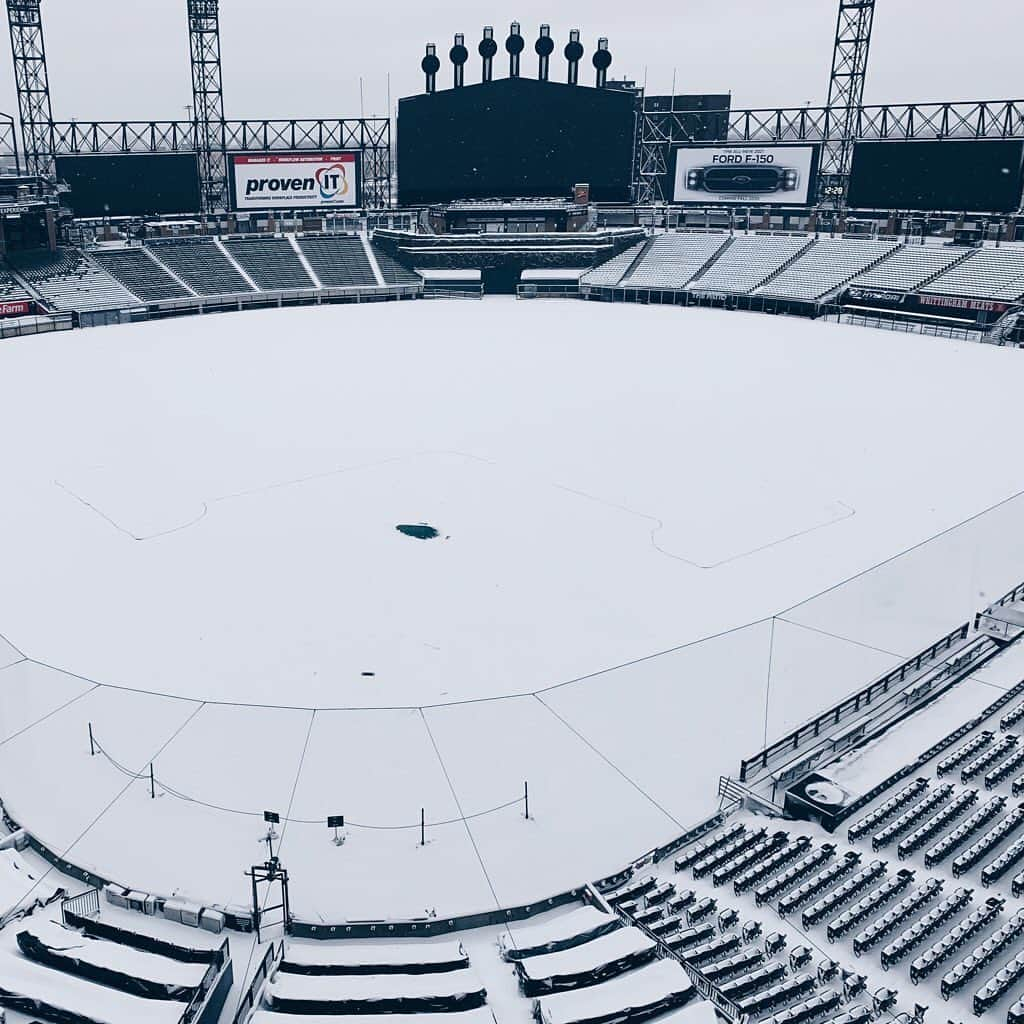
[146,238,254,296]
[623,233,730,289]
[91,247,192,302]
[924,246,1024,301]
[581,242,647,287]
[8,248,142,313]
[757,238,901,301]
[297,234,379,288]
[222,237,316,291]
[690,235,812,294]
[846,244,968,293]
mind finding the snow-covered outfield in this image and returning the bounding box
[2,299,1024,920]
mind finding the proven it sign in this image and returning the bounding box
[231,152,360,211]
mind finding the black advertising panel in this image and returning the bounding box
[848,140,1024,212]
[398,78,636,205]
[56,153,202,218]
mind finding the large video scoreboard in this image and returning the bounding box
[398,78,636,205]
[849,140,1024,212]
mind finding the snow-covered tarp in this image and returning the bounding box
[0,848,62,925]
[0,950,187,1024]
[534,958,694,1024]
[515,927,657,996]
[267,964,487,1014]
[282,938,469,975]
[17,919,207,1001]
[500,906,620,961]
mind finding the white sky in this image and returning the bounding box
[0,0,1018,123]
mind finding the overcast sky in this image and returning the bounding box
[0,0,1017,123]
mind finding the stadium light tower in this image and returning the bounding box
[422,44,440,94]
[821,0,876,208]
[479,26,497,83]
[506,22,524,79]
[450,33,468,88]
[188,0,228,212]
[535,25,553,82]
[564,29,583,86]
[6,0,54,177]
[593,38,612,89]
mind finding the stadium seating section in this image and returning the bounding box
[145,238,255,296]
[221,237,317,291]
[924,246,1024,302]
[7,248,141,313]
[756,238,900,301]
[584,233,1024,308]
[297,235,380,288]
[622,234,730,290]
[91,247,192,302]
[689,235,812,295]
[844,245,968,293]
[0,264,32,304]
[4,230,1024,317]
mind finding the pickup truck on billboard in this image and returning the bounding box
[674,145,818,205]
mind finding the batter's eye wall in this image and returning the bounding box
[848,140,1024,213]
[397,78,637,205]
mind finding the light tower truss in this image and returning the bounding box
[821,0,876,205]
[44,117,393,208]
[6,0,53,176]
[188,0,228,212]
[635,97,1024,205]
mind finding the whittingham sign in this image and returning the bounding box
[231,152,361,211]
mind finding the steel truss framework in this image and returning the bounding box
[637,99,1024,205]
[0,112,18,171]
[188,0,228,212]
[6,0,52,176]
[822,0,876,192]
[44,118,393,209]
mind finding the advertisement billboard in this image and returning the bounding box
[230,152,361,211]
[848,140,1024,213]
[673,144,819,205]
[56,153,201,218]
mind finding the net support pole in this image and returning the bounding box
[524,780,530,819]
[88,722,95,756]
[150,763,155,799]
[420,808,425,847]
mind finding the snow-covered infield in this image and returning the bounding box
[3,299,1024,919]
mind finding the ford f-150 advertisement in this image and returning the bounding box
[673,144,819,205]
